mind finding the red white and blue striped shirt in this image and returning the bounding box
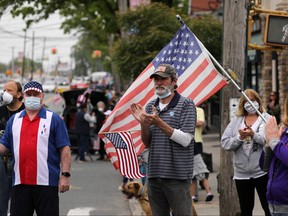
[0,107,71,186]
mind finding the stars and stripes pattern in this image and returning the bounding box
[23,81,44,93]
[99,23,228,174]
[105,132,144,179]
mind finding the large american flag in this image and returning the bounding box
[99,23,227,175]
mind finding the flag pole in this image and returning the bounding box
[176,15,267,123]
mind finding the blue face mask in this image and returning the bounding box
[156,89,172,99]
[25,96,41,110]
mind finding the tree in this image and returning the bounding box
[112,3,222,84]
[220,1,247,215]
[0,63,7,73]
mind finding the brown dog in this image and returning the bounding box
[122,182,152,216]
[122,182,197,216]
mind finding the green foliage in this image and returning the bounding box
[72,33,111,76]
[0,0,118,77]
[0,1,222,87]
[112,3,222,84]
[0,62,7,73]
[112,3,183,83]
[189,15,222,61]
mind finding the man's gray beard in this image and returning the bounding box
[154,86,172,99]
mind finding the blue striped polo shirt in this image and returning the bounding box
[146,92,196,180]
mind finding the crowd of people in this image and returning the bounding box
[0,63,287,216]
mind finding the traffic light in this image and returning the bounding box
[92,50,101,58]
[51,48,57,54]
[264,14,288,47]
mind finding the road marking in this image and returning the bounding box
[67,207,96,215]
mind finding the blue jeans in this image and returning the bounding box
[77,135,90,161]
[140,163,147,185]
[0,156,12,215]
[148,178,192,216]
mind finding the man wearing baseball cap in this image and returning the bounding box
[0,80,71,216]
[131,64,196,216]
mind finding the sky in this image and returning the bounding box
[0,10,79,73]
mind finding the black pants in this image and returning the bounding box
[10,185,59,216]
[235,174,271,216]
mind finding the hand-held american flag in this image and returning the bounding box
[99,18,228,179]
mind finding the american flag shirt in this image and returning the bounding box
[0,107,71,186]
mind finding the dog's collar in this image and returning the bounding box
[138,186,145,196]
[136,194,149,202]
[136,184,149,202]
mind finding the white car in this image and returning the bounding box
[42,79,57,93]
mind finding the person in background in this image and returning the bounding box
[0,80,71,216]
[138,148,149,186]
[221,89,271,216]
[191,106,213,202]
[130,64,196,216]
[261,93,288,216]
[96,101,107,160]
[0,80,25,216]
[267,91,281,125]
[75,104,96,162]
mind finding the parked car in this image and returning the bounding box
[61,89,108,154]
[42,79,57,93]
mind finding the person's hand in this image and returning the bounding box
[130,104,160,125]
[238,126,254,140]
[143,106,160,125]
[265,116,281,144]
[130,103,146,123]
[59,176,71,193]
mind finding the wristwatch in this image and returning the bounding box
[61,172,71,177]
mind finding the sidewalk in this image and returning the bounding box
[128,129,265,216]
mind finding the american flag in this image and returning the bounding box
[99,23,227,174]
[105,132,144,179]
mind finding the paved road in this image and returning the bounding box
[60,155,131,216]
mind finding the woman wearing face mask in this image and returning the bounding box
[221,89,271,216]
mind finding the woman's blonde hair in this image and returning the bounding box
[282,93,288,127]
[235,89,264,117]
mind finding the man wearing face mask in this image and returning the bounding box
[0,80,25,215]
[221,89,271,216]
[0,80,71,216]
[130,64,196,216]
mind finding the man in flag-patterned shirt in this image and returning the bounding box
[0,81,71,216]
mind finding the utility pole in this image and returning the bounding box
[22,30,27,83]
[11,47,14,75]
[220,1,247,215]
[41,37,46,77]
[31,31,35,80]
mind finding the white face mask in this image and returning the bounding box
[244,101,259,114]
[2,91,13,105]
[25,97,41,110]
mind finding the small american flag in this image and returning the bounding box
[105,132,144,179]
[100,22,227,174]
